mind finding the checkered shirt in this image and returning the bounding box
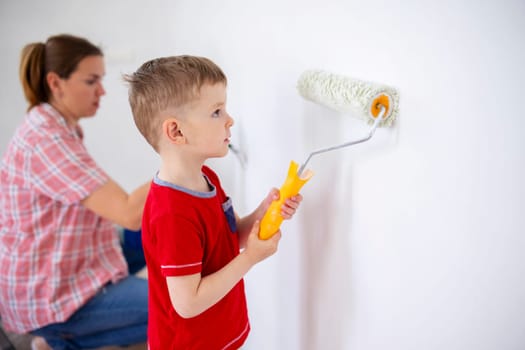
[0,104,127,333]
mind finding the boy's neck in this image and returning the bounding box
[158,155,209,192]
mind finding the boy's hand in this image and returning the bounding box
[280,193,303,220]
[244,220,281,264]
[259,188,303,220]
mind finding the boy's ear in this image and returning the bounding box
[162,118,185,144]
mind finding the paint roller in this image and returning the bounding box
[258,69,399,239]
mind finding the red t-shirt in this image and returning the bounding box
[142,166,250,349]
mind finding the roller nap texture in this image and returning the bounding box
[297,69,399,126]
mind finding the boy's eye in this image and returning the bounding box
[212,109,221,118]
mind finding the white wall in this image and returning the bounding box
[1,1,524,349]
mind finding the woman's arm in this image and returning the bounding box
[81,179,151,230]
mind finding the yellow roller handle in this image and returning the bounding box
[259,160,313,240]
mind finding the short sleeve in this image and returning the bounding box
[154,214,204,277]
[30,133,108,204]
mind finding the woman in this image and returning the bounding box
[0,34,149,350]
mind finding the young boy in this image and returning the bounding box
[125,55,303,349]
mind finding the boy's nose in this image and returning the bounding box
[226,114,234,127]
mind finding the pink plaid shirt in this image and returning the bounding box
[0,104,127,333]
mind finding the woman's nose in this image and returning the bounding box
[97,82,106,96]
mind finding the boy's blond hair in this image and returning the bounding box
[125,55,227,152]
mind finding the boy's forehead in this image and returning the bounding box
[198,82,227,105]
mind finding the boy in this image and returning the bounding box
[125,55,303,349]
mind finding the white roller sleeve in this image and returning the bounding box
[297,69,399,127]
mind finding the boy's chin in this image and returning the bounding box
[209,150,228,159]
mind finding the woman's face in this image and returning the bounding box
[53,55,106,123]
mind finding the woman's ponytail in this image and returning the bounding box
[19,42,47,110]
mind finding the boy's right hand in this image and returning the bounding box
[244,220,281,265]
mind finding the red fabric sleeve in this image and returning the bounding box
[154,214,204,277]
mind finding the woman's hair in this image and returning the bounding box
[19,34,103,110]
[124,55,227,152]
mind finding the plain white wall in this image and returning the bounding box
[1,1,524,349]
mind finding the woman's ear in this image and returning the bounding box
[163,118,185,144]
[46,72,63,97]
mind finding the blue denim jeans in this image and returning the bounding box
[30,236,148,349]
